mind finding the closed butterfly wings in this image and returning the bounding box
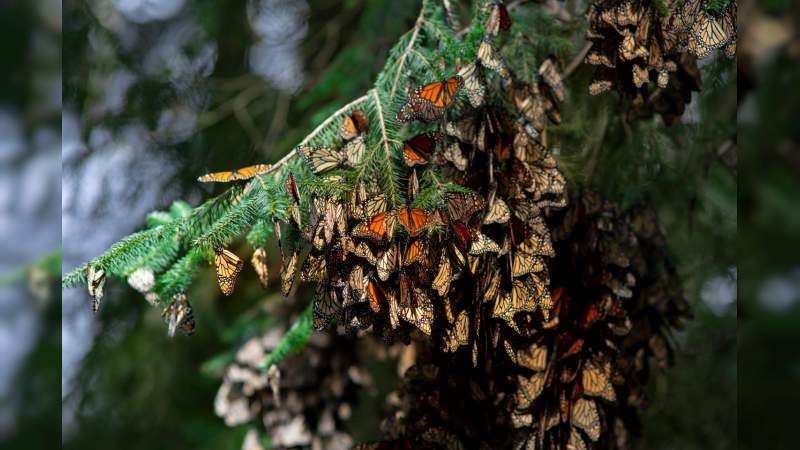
[214,246,244,296]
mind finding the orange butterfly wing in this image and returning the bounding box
[398,208,436,236]
[366,279,384,313]
[353,211,395,242]
[198,164,271,182]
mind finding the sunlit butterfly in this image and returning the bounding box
[343,134,366,167]
[399,285,434,335]
[300,251,327,282]
[511,252,545,278]
[483,195,510,224]
[469,231,501,255]
[298,144,343,173]
[443,310,469,352]
[251,247,269,289]
[365,278,386,313]
[198,164,271,183]
[397,207,438,236]
[402,132,440,167]
[517,343,548,372]
[403,239,426,267]
[515,373,546,409]
[377,243,400,281]
[443,142,469,171]
[340,109,369,140]
[567,427,587,450]
[538,57,565,102]
[457,62,486,108]
[162,292,195,337]
[214,246,244,296]
[477,39,510,78]
[396,76,463,122]
[352,211,397,242]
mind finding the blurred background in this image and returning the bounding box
[0,0,794,448]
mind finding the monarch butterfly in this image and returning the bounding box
[432,252,453,296]
[350,240,378,266]
[514,373,546,409]
[443,142,469,171]
[443,310,469,352]
[632,63,649,88]
[445,191,484,222]
[399,285,434,336]
[162,292,195,337]
[402,132,440,167]
[601,1,639,27]
[87,265,106,313]
[340,109,369,140]
[571,398,601,442]
[567,427,587,450]
[444,116,477,143]
[526,274,550,311]
[300,252,327,282]
[280,250,299,296]
[457,62,486,108]
[298,144,343,173]
[538,57,565,102]
[589,77,613,96]
[483,196,510,224]
[407,169,419,201]
[377,243,400,281]
[582,359,617,402]
[198,163,271,183]
[469,231,501,255]
[251,247,269,289]
[397,207,438,236]
[365,278,385,313]
[342,265,366,307]
[323,200,347,244]
[477,39,510,78]
[517,343,548,372]
[343,134,366,167]
[214,246,244,296]
[353,211,397,242]
[585,40,616,67]
[510,411,533,429]
[486,1,511,37]
[619,29,648,61]
[518,229,555,257]
[396,76,463,122]
[312,283,341,330]
[286,172,301,204]
[403,239,426,267]
[509,215,529,246]
[481,270,502,304]
[511,252,545,278]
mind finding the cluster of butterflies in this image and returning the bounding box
[354,192,689,450]
[672,0,737,59]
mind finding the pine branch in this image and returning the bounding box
[258,303,313,370]
[390,6,426,100]
[371,88,402,208]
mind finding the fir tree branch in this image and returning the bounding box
[258,303,313,370]
[371,88,401,207]
[565,41,593,77]
[263,94,370,176]
[389,4,426,100]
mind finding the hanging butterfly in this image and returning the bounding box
[567,428,587,450]
[340,109,369,140]
[312,283,341,330]
[511,252,545,278]
[280,250,299,296]
[397,207,438,236]
[515,373,546,409]
[483,195,510,224]
[162,292,195,337]
[251,247,269,289]
[407,169,420,201]
[685,4,737,59]
[365,278,386,313]
[399,286,434,335]
[432,252,453,296]
[451,221,476,250]
[396,76,463,122]
[443,310,470,352]
[486,1,511,37]
[376,243,400,281]
[445,191,484,222]
[297,144,343,173]
[469,231,501,255]
[481,270,502,304]
[457,62,486,108]
[403,239,426,267]
[198,163,271,183]
[477,39,510,79]
[443,142,469,171]
[571,398,601,442]
[87,265,106,313]
[538,57,565,102]
[402,132,440,167]
[214,246,244,296]
[517,343,548,372]
[582,359,617,402]
[300,252,327,282]
[343,134,367,167]
[352,211,397,242]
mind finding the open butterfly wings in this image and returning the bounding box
[198,164,271,183]
[396,76,463,122]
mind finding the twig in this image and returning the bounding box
[371,88,399,205]
[564,41,593,78]
[390,8,425,100]
[264,94,369,175]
